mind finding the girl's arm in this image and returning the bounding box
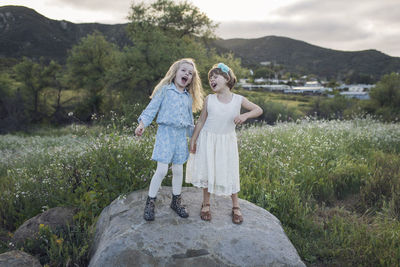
[190,96,209,153]
[234,97,263,124]
[135,87,165,136]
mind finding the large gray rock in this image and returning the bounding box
[0,250,41,267]
[90,187,305,267]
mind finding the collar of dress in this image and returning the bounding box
[167,83,189,95]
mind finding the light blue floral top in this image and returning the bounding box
[138,83,194,136]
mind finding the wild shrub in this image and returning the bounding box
[359,151,400,213]
[250,97,301,124]
[1,118,400,266]
[17,223,91,266]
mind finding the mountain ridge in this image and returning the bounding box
[212,36,400,79]
[1,5,400,79]
[0,5,130,62]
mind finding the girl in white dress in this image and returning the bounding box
[186,63,263,224]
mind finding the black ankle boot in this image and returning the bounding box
[144,196,156,221]
[170,194,189,218]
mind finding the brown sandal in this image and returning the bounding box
[232,207,243,224]
[200,203,211,221]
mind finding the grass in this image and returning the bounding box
[1,117,400,266]
[235,88,315,115]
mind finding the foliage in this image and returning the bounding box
[66,31,119,118]
[0,73,29,133]
[127,0,216,39]
[238,118,400,265]
[13,57,59,122]
[308,95,364,119]
[250,97,301,124]
[109,0,217,100]
[17,223,91,266]
[369,72,400,121]
[0,0,252,133]
[1,118,400,265]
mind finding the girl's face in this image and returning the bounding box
[175,62,194,91]
[209,73,229,92]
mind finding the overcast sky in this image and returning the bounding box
[3,0,400,57]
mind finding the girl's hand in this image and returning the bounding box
[135,123,145,136]
[234,114,248,124]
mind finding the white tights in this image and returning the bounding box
[148,162,183,198]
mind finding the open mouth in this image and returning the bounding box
[211,82,217,89]
[182,77,188,83]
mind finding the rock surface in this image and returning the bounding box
[90,186,305,267]
[12,207,76,245]
[0,250,41,267]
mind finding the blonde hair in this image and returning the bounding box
[150,58,204,112]
[208,63,237,90]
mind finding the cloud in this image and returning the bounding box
[43,0,131,23]
[216,0,400,57]
[45,0,130,12]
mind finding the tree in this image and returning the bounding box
[13,57,53,122]
[127,0,216,39]
[253,66,274,79]
[110,0,217,99]
[0,71,32,132]
[66,31,118,117]
[44,61,71,124]
[369,72,400,121]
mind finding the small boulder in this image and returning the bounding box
[0,250,41,267]
[89,187,306,267]
[12,207,76,245]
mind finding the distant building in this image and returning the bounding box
[260,61,271,66]
[304,81,322,87]
[254,78,267,83]
[339,91,370,100]
[238,79,248,85]
[338,84,375,91]
[286,81,331,94]
[241,84,290,92]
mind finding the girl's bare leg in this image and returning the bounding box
[231,193,242,216]
[200,188,211,221]
[202,188,210,209]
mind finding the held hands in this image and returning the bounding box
[234,114,248,125]
[135,122,145,136]
[189,139,197,153]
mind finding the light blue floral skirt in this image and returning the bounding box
[152,124,189,164]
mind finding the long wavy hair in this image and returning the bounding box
[150,58,204,112]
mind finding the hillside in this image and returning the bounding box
[1,5,400,79]
[0,5,129,62]
[213,36,400,79]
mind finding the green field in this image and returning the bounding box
[235,88,315,115]
[1,118,400,266]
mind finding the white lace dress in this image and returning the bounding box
[186,93,243,196]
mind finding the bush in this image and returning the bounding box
[251,97,301,124]
[359,152,400,214]
[308,95,364,119]
[1,118,400,266]
[17,223,91,266]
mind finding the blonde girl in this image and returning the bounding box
[135,58,204,221]
[186,63,262,224]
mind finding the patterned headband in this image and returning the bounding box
[217,63,230,74]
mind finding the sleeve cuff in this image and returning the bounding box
[138,116,150,127]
